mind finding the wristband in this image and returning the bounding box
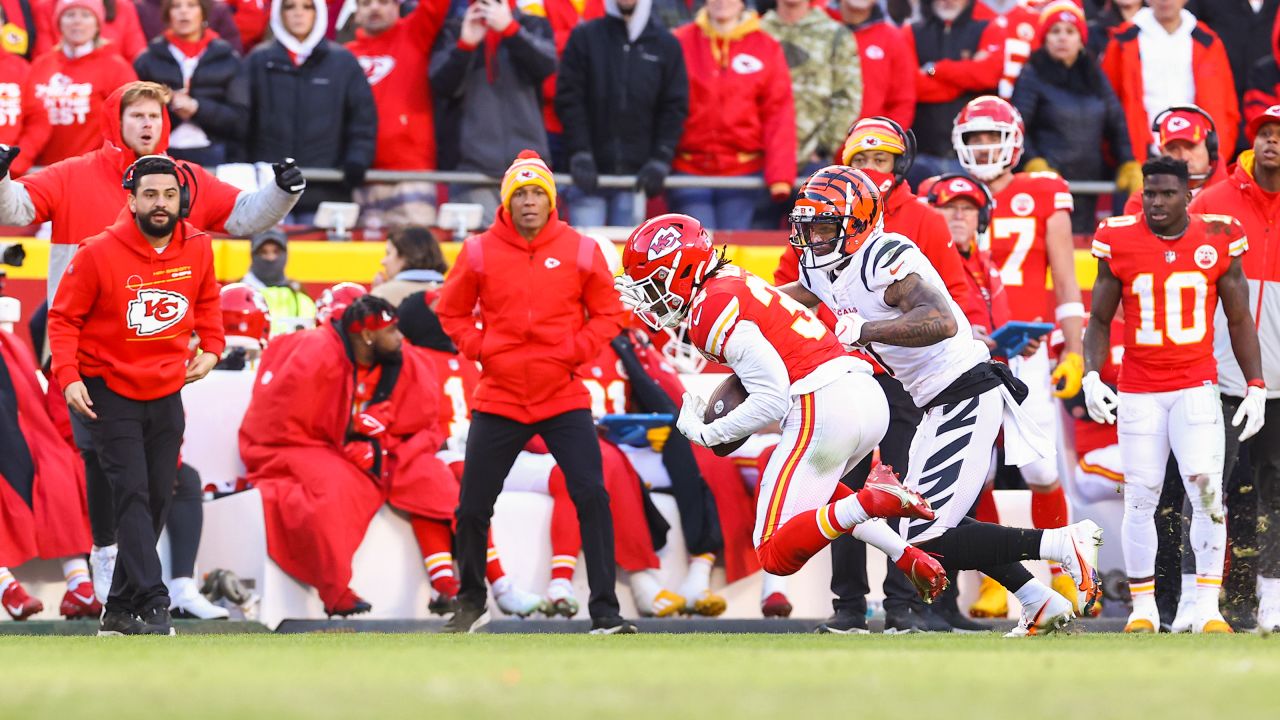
[1055,302,1085,322]
[1248,378,1266,390]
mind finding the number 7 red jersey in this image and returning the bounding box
[1092,213,1248,393]
[985,172,1074,322]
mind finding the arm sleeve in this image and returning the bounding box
[342,54,378,170]
[507,16,558,85]
[47,247,99,389]
[193,243,226,356]
[652,40,690,166]
[429,21,473,98]
[0,175,39,225]
[572,244,627,365]
[761,42,797,188]
[553,27,591,157]
[702,320,790,445]
[435,243,485,360]
[407,0,452,52]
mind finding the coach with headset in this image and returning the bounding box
[48,156,225,637]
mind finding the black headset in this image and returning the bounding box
[928,172,996,235]
[121,154,195,218]
[1151,105,1218,166]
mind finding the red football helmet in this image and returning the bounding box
[788,166,883,269]
[316,282,368,325]
[952,95,1025,181]
[220,283,271,348]
[619,213,717,331]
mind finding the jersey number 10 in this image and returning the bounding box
[1131,271,1208,346]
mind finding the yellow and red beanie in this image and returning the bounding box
[1036,1,1087,47]
[841,118,907,165]
[500,149,556,211]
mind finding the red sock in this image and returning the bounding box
[1030,485,1070,529]
[411,517,458,596]
[975,485,1000,524]
[756,483,854,576]
[549,470,580,583]
[485,530,505,584]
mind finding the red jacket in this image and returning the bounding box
[957,243,1010,335]
[971,1,1039,99]
[1102,19,1240,163]
[33,0,147,61]
[673,11,796,188]
[15,44,136,174]
[850,11,915,128]
[0,52,27,145]
[346,0,449,170]
[48,210,225,401]
[229,0,270,49]
[437,207,625,423]
[541,0,604,134]
[17,85,243,249]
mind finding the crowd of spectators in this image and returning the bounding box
[1,0,1277,231]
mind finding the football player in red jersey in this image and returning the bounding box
[615,213,949,601]
[953,94,1083,602]
[1084,156,1266,634]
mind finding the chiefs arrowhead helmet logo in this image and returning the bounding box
[647,226,683,261]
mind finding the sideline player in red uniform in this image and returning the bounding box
[1084,156,1266,634]
[615,213,949,600]
[952,94,1082,602]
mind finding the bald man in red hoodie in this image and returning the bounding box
[49,155,224,637]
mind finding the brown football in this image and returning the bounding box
[703,374,749,457]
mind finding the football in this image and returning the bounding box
[703,374,749,457]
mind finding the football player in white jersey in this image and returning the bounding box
[780,165,1104,635]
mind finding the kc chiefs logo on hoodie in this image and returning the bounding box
[126,288,190,336]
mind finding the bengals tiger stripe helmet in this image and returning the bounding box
[788,166,883,270]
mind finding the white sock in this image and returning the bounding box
[850,519,906,561]
[1129,580,1158,619]
[61,557,90,589]
[1259,576,1280,602]
[1038,527,1069,564]
[678,553,714,599]
[761,572,788,599]
[630,569,662,611]
[1195,575,1223,618]
[1013,579,1052,611]
[491,576,512,596]
[1178,573,1197,608]
[0,567,15,594]
[547,578,574,599]
[832,494,870,529]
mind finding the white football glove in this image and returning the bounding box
[1082,371,1119,425]
[1232,385,1267,441]
[613,276,644,311]
[833,311,868,350]
[676,392,713,447]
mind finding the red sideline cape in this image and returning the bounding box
[239,325,454,606]
[0,331,91,567]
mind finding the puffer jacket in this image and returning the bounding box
[133,34,249,155]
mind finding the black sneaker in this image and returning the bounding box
[589,616,638,635]
[428,593,460,617]
[815,609,869,635]
[936,603,990,633]
[916,604,955,632]
[139,606,176,636]
[883,607,926,634]
[98,610,144,636]
[441,603,491,634]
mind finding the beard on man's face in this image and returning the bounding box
[373,342,403,365]
[137,209,178,238]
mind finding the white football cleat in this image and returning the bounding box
[1170,596,1197,633]
[1258,594,1280,634]
[90,545,117,605]
[544,580,579,618]
[169,576,230,620]
[1005,591,1074,637]
[495,585,545,618]
[1056,521,1103,614]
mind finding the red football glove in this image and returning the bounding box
[353,402,394,438]
[344,440,377,473]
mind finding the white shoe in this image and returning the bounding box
[544,580,579,618]
[1005,592,1074,637]
[1258,594,1280,633]
[495,586,545,617]
[1057,521,1103,613]
[1170,598,1197,633]
[169,577,230,620]
[1193,610,1234,634]
[1123,607,1160,633]
[90,545,117,605]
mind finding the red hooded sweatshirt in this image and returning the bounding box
[436,205,625,424]
[48,209,225,401]
[0,52,27,145]
[17,84,243,296]
[346,0,449,170]
[33,0,147,61]
[15,43,136,173]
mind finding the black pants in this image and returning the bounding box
[71,412,116,548]
[829,373,924,615]
[456,409,620,620]
[168,463,204,579]
[80,377,184,615]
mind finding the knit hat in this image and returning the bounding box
[500,149,557,211]
[841,118,907,165]
[1036,1,1087,47]
[251,227,288,254]
[1247,104,1280,143]
[54,0,105,31]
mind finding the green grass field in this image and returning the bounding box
[6,633,1280,719]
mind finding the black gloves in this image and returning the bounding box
[342,162,367,189]
[272,157,305,194]
[569,151,598,195]
[635,160,670,198]
[0,144,20,178]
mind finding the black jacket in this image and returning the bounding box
[243,39,377,173]
[1187,0,1279,100]
[133,36,249,149]
[909,3,994,157]
[1011,50,1132,182]
[555,13,688,174]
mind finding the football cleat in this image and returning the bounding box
[684,590,727,617]
[442,603,490,634]
[61,579,103,620]
[1050,572,1082,615]
[1170,597,1198,633]
[857,464,935,521]
[169,576,229,620]
[325,589,372,618]
[650,589,686,618]
[495,586,545,618]
[544,581,580,618]
[1195,613,1234,634]
[761,592,793,618]
[1123,607,1159,634]
[1259,594,1280,634]
[2,580,43,621]
[896,546,948,603]
[90,545,117,605]
[969,575,1009,618]
[1056,520,1103,615]
[1005,591,1074,637]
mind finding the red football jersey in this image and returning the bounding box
[1092,214,1248,393]
[422,347,481,439]
[687,266,844,383]
[579,344,631,419]
[985,172,1074,322]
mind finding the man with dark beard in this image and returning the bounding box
[239,294,462,618]
[48,155,225,636]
